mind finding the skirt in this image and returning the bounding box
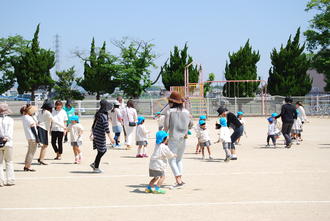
[37,127,48,145]
[149,169,164,177]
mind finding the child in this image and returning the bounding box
[197,120,212,160]
[266,117,276,147]
[109,100,123,147]
[217,118,232,162]
[291,110,302,145]
[236,112,246,144]
[193,115,207,154]
[271,113,282,140]
[154,112,165,131]
[136,116,149,158]
[146,131,176,194]
[67,115,83,164]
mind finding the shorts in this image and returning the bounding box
[136,141,148,146]
[37,127,48,145]
[112,126,122,134]
[200,140,211,147]
[291,129,302,134]
[149,169,164,177]
[222,142,231,149]
[71,141,82,147]
[274,132,282,137]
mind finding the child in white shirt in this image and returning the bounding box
[217,117,232,162]
[193,115,207,154]
[154,112,165,131]
[266,117,276,147]
[146,131,176,194]
[197,120,212,160]
[67,116,84,164]
[136,116,149,158]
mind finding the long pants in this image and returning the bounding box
[114,132,121,145]
[25,140,37,166]
[230,125,244,149]
[123,125,135,146]
[94,149,107,168]
[0,146,15,185]
[282,122,293,146]
[168,138,186,177]
[51,131,64,154]
[267,135,276,145]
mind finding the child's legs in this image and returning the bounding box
[156,176,165,187]
[149,176,160,186]
[270,135,276,145]
[223,142,231,157]
[201,146,205,156]
[142,145,147,154]
[73,146,80,156]
[195,142,200,153]
[114,132,120,145]
[206,146,211,155]
[267,135,271,144]
[137,145,142,154]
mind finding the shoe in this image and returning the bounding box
[231,157,238,160]
[224,156,231,162]
[145,188,153,193]
[202,156,205,160]
[38,159,48,165]
[0,183,4,187]
[285,143,292,148]
[143,154,148,158]
[23,167,36,172]
[54,157,61,160]
[173,182,185,188]
[136,154,143,158]
[209,156,213,160]
[6,183,15,186]
[296,141,300,145]
[153,189,166,194]
[90,163,96,170]
[265,144,270,148]
[93,168,103,173]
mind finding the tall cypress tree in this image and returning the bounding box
[54,67,84,100]
[78,39,119,100]
[12,24,55,101]
[161,44,199,91]
[223,40,260,97]
[268,28,312,96]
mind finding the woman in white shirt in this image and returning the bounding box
[0,103,14,187]
[109,101,123,147]
[51,101,68,160]
[121,100,137,149]
[37,101,66,165]
[21,104,39,172]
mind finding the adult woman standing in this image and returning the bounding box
[21,104,39,172]
[109,100,123,147]
[37,101,66,165]
[164,92,192,186]
[0,103,14,186]
[90,100,114,173]
[51,101,68,160]
[121,100,137,149]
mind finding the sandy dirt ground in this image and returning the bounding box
[0,116,330,221]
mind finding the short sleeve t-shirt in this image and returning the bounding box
[64,106,75,124]
[37,110,53,131]
[22,115,38,140]
[68,123,84,142]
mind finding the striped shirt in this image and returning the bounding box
[92,113,110,151]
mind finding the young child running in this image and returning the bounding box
[291,110,302,145]
[236,112,246,144]
[146,131,176,194]
[136,116,149,158]
[154,112,165,131]
[271,113,282,141]
[67,116,84,164]
[266,117,276,147]
[197,120,212,160]
[193,115,207,154]
[217,118,232,162]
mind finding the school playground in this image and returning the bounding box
[0,117,330,221]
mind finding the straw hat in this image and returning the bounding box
[26,105,38,115]
[168,91,184,104]
[0,103,12,115]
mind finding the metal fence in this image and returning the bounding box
[2,95,330,117]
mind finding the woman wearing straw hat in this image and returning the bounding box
[164,91,192,186]
[20,104,39,172]
[0,103,15,186]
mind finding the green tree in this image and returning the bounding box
[115,38,157,98]
[203,73,215,97]
[161,44,199,91]
[304,0,330,91]
[268,28,312,96]
[54,67,84,100]
[11,24,55,101]
[223,40,260,97]
[78,38,119,100]
[0,35,29,94]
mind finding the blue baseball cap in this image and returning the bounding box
[199,120,206,125]
[69,115,79,122]
[156,131,169,144]
[137,116,145,125]
[199,115,207,120]
[220,118,227,127]
[267,117,274,123]
[271,113,278,117]
[155,112,161,115]
[237,111,244,116]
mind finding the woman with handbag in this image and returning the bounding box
[121,100,137,149]
[0,103,14,187]
[164,92,192,187]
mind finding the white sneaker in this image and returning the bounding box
[93,168,103,173]
[0,183,4,187]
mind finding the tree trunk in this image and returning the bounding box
[96,92,100,100]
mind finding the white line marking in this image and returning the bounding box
[15,170,328,180]
[1,200,330,211]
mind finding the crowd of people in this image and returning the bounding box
[0,93,307,193]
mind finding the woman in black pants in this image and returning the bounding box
[51,101,68,160]
[90,100,114,173]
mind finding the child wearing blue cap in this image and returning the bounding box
[136,116,149,158]
[67,115,84,163]
[216,117,232,162]
[154,112,165,131]
[146,131,176,194]
[266,117,276,147]
[291,109,302,145]
[196,119,212,160]
[236,112,246,145]
[271,112,282,141]
[193,115,207,154]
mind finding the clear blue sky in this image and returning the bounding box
[1,0,315,86]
